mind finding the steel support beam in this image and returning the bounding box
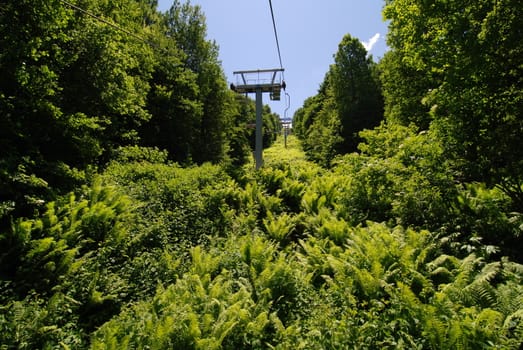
[255,87,263,170]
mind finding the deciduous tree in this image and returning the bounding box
[383,0,523,207]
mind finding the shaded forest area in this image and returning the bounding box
[1,0,522,348]
[0,0,281,224]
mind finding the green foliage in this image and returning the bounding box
[289,222,523,349]
[293,34,383,164]
[0,292,84,349]
[305,100,343,167]
[447,183,523,261]
[141,45,203,164]
[263,211,298,246]
[2,1,523,348]
[0,180,136,348]
[101,157,237,251]
[378,50,433,129]
[223,94,256,171]
[383,0,523,206]
[0,0,250,231]
[110,145,169,164]
[293,94,323,140]
[141,0,234,165]
[91,234,313,349]
[256,155,319,215]
[1,181,132,294]
[331,34,384,153]
[331,123,456,229]
[263,135,308,166]
[2,139,523,348]
[0,0,83,220]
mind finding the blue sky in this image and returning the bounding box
[157,0,389,118]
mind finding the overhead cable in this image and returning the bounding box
[268,0,284,73]
[59,0,158,49]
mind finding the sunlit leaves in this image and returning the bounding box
[383,0,523,205]
[294,34,383,164]
[2,0,523,346]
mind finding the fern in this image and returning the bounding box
[301,190,327,215]
[279,177,306,213]
[497,286,523,315]
[475,308,504,340]
[424,306,449,349]
[315,215,349,246]
[503,309,523,347]
[263,211,295,245]
[93,248,269,349]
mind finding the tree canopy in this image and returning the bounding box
[293,34,383,165]
[0,0,278,222]
[1,0,522,348]
[382,0,523,207]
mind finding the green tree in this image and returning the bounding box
[303,93,342,166]
[383,0,523,207]
[292,81,329,141]
[162,0,231,164]
[141,42,203,164]
[261,105,280,149]
[378,50,434,130]
[0,0,158,225]
[292,76,339,166]
[0,0,81,224]
[61,0,156,153]
[294,35,383,165]
[331,34,384,153]
[225,94,256,169]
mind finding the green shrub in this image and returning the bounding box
[448,183,523,261]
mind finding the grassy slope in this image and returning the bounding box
[263,134,307,165]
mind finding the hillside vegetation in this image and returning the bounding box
[1,135,522,348]
[1,0,522,349]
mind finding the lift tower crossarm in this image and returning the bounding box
[233,68,284,74]
[232,68,285,94]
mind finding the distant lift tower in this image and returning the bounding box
[231,68,285,169]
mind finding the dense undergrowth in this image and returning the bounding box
[1,135,522,349]
[1,0,521,347]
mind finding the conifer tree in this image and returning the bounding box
[331,34,384,153]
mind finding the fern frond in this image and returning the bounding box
[503,309,523,346]
[465,282,498,308]
[475,261,502,285]
[495,283,523,317]
[263,211,295,244]
[427,254,461,273]
[501,259,523,282]
[461,261,502,308]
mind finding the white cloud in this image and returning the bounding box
[363,33,381,52]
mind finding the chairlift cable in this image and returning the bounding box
[268,0,289,116]
[60,0,160,50]
[268,0,284,77]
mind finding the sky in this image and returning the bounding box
[157,0,389,119]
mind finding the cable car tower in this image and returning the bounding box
[231,69,285,169]
[230,0,287,170]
